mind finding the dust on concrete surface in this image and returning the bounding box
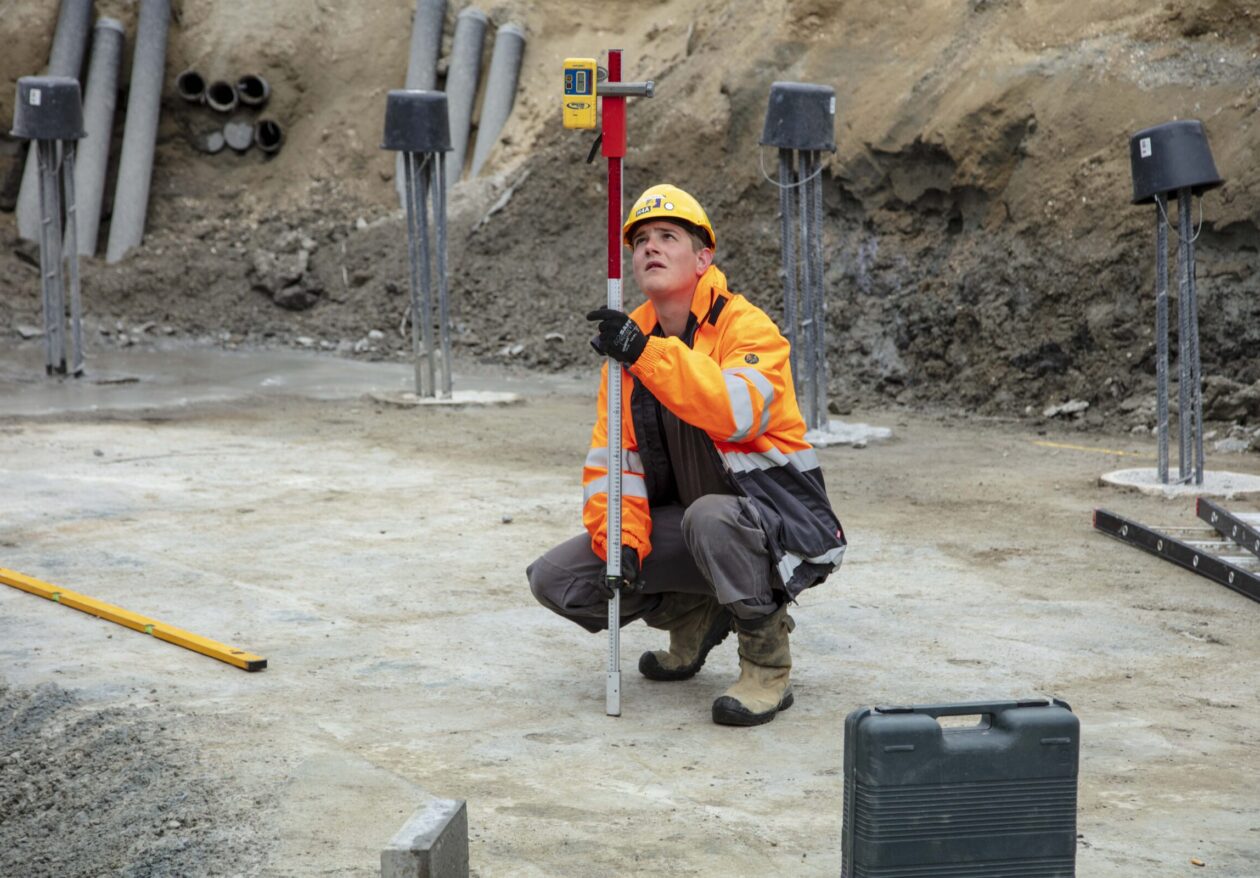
[0,681,272,878]
[1,349,1260,875]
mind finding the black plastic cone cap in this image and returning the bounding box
[381,89,451,153]
[10,76,85,140]
[1129,120,1223,204]
[760,82,836,152]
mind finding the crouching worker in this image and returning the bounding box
[527,184,845,726]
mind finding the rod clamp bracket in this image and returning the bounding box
[599,81,655,98]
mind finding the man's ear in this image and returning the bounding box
[695,247,714,275]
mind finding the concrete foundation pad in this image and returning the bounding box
[805,419,893,448]
[381,798,468,878]
[369,390,521,408]
[1100,467,1260,499]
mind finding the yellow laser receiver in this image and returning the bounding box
[563,58,598,129]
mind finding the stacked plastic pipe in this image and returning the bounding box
[105,0,170,263]
[176,69,283,155]
[396,0,526,208]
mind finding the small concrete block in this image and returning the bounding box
[381,798,468,878]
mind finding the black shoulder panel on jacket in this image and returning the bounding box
[707,294,729,326]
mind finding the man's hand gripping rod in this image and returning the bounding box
[564,51,653,716]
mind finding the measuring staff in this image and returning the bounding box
[560,50,654,716]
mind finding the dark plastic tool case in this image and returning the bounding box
[842,699,1079,877]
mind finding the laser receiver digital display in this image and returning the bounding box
[562,58,597,129]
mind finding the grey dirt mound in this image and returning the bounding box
[0,681,271,878]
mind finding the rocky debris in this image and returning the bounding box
[249,230,323,311]
[1203,375,1260,423]
[1214,436,1252,454]
[0,681,269,877]
[1043,399,1090,419]
[1119,394,1154,413]
[1212,422,1260,454]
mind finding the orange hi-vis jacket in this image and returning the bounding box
[583,265,845,598]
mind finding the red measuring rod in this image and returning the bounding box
[561,50,654,717]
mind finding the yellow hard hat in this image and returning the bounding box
[622,184,716,250]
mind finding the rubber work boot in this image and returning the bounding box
[711,605,795,726]
[638,593,733,681]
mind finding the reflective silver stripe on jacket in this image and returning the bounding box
[721,367,774,442]
[583,473,649,506]
[722,447,820,474]
[778,543,847,585]
[584,447,645,474]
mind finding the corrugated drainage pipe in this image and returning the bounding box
[469,22,525,178]
[206,80,238,113]
[255,119,284,155]
[444,7,488,187]
[74,17,125,257]
[176,69,205,103]
[105,0,171,264]
[16,0,94,241]
[236,73,270,107]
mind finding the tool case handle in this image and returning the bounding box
[873,698,1071,718]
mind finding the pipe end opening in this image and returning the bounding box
[177,70,207,103]
[255,119,284,154]
[237,74,271,107]
[206,81,239,113]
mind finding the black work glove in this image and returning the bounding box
[595,546,641,598]
[587,308,648,365]
[620,545,641,589]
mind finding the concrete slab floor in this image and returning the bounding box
[1101,467,1260,500]
[2,346,1260,875]
[0,341,582,418]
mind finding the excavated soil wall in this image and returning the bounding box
[2,0,1258,439]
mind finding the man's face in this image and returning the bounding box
[630,220,712,301]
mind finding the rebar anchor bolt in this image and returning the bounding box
[381,89,454,398]
[1129,119,1223,487]
[10,76,88,377]
[761,82,837,432]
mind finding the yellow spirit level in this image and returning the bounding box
[562,58,598,129]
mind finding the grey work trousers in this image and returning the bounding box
[527,495,779,633]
